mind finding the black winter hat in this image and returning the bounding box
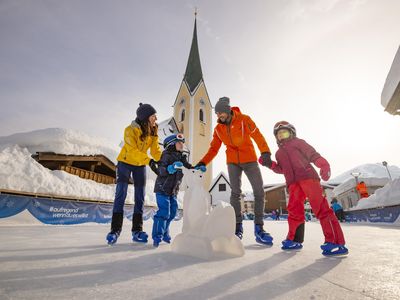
[136,103,157,122]
[215,97,231,114]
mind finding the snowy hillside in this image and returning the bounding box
[0,128,161,206]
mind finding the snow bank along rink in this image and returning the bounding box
[1,219,399,300]
[0,128,164,207]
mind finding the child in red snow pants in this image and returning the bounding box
[258,121,348,255]
[287,179,345,245]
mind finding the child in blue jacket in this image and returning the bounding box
[152,134,204,247]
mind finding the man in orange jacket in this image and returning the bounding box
[356,181,369,198]
[195,97,274,245]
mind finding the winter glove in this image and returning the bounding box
[258,152,272,168]
[314,157,331,181]
[194,162,207,172]
[167,161,184,174]
[149,159,158,175]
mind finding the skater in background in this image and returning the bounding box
[106,103,161,245]
[331,198,345,222]
[275,209,280,221]
[152,134,196,247]
[356,181,369,199]
[261,121,348,256]
[195,97,274,245]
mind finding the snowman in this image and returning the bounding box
[171,169,245,259]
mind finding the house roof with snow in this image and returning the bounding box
[209,172,231,193]
[32,152,117,184]
[263,182,334,193]
[264,183,286,192]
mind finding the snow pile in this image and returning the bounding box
[0,144,127,201]
[172,169,244,259]
[0,128,120,163]
[0,128,161,206]
[351,179,400,210]
[331,163,400,196]
[333,177,390,197]
[330,163,400,184]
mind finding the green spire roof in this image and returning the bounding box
[184,18,203,93]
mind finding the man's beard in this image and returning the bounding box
[219,116,231,124]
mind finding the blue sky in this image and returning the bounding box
[1,0,399,189]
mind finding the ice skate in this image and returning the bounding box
[132,231,148,243]
[255,224,273,245]
[321,242,348,256]
[281,239,303,251]
[106,231,120,246]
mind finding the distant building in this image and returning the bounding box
[264,184,288,213]
[32,152,116,184]
[333,178,390,210]
[381,45,400,115]
[263,183,335,213]
[209,172,231,206]
[243,192,255,215]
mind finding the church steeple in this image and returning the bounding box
[183,15,203,94]
[173,10,213,190]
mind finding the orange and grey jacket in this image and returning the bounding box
[200,107,270,165]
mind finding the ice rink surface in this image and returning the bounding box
[1,218,399,300]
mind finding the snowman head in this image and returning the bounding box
[181,168,205,191]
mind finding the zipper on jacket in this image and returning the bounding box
[227,124,240,164]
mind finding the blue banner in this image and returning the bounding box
[0,194,30,218]
[96,202,114,223]
[345,205,400,223]
[28,198,98,225]
[0,194,182,225]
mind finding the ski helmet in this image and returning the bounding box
[273,121,296,137]
[163,133,185,149]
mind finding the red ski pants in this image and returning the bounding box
[287,179,345,245]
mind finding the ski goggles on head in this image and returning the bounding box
[273,121,296,136]
[274,121,290,132]
[175,133,185,143]
[164,133,186,148]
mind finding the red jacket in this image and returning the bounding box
[272,137,327,186]
[200,107,270,165]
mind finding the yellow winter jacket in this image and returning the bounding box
[117,121,162,166]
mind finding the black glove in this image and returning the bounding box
[260,152,272,168]
[149,159,159,175]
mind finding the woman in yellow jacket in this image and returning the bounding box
[107,103,162,245]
